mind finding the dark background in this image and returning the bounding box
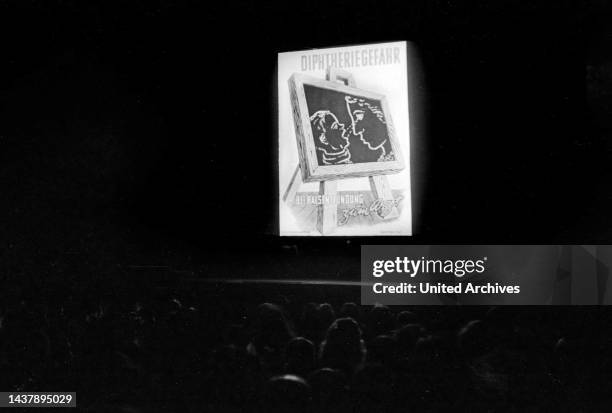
[1,1,611,284]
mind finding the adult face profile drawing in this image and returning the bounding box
[345,96,390,157]
[310,110,352,165]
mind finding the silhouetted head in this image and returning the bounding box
[457,319,494,359]
[264,374,312,412]
[285,337,315,376]
[395,324,424,357]
[309,368,348,409]
[339,302,360,322]
[317,303,336,333]
[368,304,395,338]
[252,303,294,351]
[367,334,397,365]
[320,317,365,374]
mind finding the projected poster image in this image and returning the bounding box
[278,41,412,236]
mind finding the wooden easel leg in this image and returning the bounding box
[282,164,302,203]
[317,180,338,235]
[369,175,400,219]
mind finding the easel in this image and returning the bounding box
[283,68,399,234]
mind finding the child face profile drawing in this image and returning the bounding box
[310,110,352,165]
[310,110,349,151]
[345,96,388,151]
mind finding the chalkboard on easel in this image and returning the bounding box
[284,69,405,234]
[303,84,396,165]
[289,73,405,183]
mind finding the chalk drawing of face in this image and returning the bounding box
[345,95,388,151]
[310,110,349,152]
[310,110,352,165]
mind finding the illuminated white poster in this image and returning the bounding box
[279,41,412,236]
